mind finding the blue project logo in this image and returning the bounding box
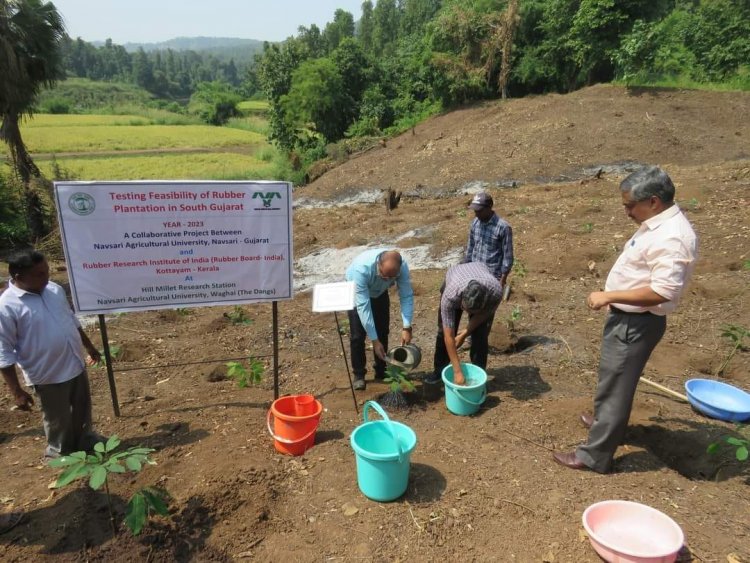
[68,193,95,215]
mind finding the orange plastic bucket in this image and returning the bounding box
[267,395,323,456]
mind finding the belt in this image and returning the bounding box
[609,305,653,316]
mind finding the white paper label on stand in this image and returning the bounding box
[312,281,355,312]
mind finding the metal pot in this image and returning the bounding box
[386,344,422,372]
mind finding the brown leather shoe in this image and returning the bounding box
[580,413,594,429]
[552,451,590,471]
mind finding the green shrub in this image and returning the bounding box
[39,98,71,114]
[188,81,242,125]
[0,174,30,249]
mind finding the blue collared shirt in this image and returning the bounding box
[464,212,514,278]
[345,248,414,341]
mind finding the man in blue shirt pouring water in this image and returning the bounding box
[345,249,414,391]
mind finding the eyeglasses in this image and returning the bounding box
[376,254,398,281]
[377,263,397,281]
[622,197,652,210]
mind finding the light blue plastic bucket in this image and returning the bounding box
[350,401,417,502]
[442,363,487,416]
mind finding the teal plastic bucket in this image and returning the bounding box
[442,363,487,416]
[350,401,417,502]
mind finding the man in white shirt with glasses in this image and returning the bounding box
[553,166,698,473]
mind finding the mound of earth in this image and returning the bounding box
[306,83,749,198]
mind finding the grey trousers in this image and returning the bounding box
[33,371,100,458]
[577,311,666,473]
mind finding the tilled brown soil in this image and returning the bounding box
[1,85,749,562]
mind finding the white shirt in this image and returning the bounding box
[605,205,698,315]
[0,280,85,386]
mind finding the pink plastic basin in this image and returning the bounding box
[582,500,684,563]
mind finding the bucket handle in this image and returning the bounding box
[267,409,318,445]
[454,386,487,407]
[363,401,404,463]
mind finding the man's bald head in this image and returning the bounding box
[377,251,403,279]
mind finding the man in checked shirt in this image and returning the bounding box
[430,262,503,386]
[461,192,514,346]
[464,192,514,290]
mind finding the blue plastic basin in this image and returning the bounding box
[685,379,750,422]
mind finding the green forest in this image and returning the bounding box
[47,1,750,160]
[1,0,749,248]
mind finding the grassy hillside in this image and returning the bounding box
[36,78,154,113]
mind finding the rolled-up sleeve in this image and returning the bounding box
[0,310,18,368]
[441,294,459,330]
[647,237,695,301]
[396,262,414,328]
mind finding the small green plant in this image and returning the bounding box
[708,424,749,462]
[510,305,522,322]
[94,344,121,368]
[506,305,522,330]
[383,364,416,393]
[48,436,170,536]
[512,261,527,278]
[582,222,594,233]
[517,206,529,214]
[742,260,750,271]
[176,307,192,316]
[226,356,265,387]
[337,318,350,335]
[124,486,171,535]
[224,305,252,325]
[716,324,749,376]
[685,197,700,210]
[456,208,467,218]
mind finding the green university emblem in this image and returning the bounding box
[69,193,95,215]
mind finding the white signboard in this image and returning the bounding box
[312,282,356,312]
[55,181,293,313]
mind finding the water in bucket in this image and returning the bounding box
[442,363,487,416]
[267,395,323,456]
[350,401,417,502]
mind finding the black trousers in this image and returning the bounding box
[348,291,390,380]
[432,303,492,381]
